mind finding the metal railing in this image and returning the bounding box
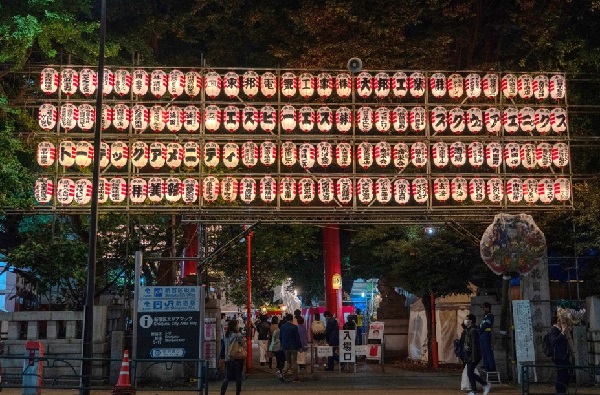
[520,362,600,395]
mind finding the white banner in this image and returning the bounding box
[316,346,333,358]
[339,329,356,363]
[355,345,368,356]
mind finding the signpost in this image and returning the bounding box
[512,300,536,383]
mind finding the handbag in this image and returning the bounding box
[228,337,247,360]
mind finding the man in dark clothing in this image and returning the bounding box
[279,313,302,382]
[549,315,571,394]
[479,302,496,371]
[324,310,339,371]
[256,314,271,366]
[461,314,491,395]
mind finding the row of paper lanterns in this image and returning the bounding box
[35,175,571,206]
[38,102,568,135]
[37,140,570,171]
[40,67,566,101]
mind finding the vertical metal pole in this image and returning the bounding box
[196,224,205,392]
[132,252,142,363]
[80,1,105,394]
[246,229,253,370]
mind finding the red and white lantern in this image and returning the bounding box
[260,72,277,98]
[523,178,539,204]
[259,105,276,133]
[374,141,391,168]
[518,74,534,99]
[464,73,481,99]
[450,141,467,167]
[357,141,374,169]
[79,68,97,96]
[393,178,411,205]
[239,177,257,204]
[202,175,220,203]
[519,107,535,133]
[150,70,168,98]
[131,104,149,133]
[129,178,147,204]
[336,142,352,168]
[166,142,183,169]
[451,177,468,202]
[223,105,240,132]
[486,142,502,169]
[506,178,524,203]
[165,178,182,203]
[204,141,220,168]
[554,178,571,202]
[223,71,240,98]
[242,70,259,98]
[56,178,75,205]
[448,73,464,99]
[59,140,76,167]
[335,107,352,133]
[182,141,200,168]
[99,142,110,168]
[221,176,238,202]
[356,72,373,98]
[298,72,315,98]
[317,106,333,133]
[114,69,131,96]
[486,178,504,203]
[298,106,315,133]
[242,141,259,168]
[222,142,240,169]
[75,141,94,167]
[412,177,429,204]
[37,141,55,168]
[168,69,185,98]
[60,68,79,96]
[40,68,59,95]
[356,107,373,133]
[318,178,334,203]
[520,142,537,170]
[77,104,95,131]
[432,141,449,168]
[409,107,426,133]
[74,178,93,205]
[102,68,115,95]
[535,108,551,134]
[375,178,392,204]
[550,107,568,134]
[165,106,182,133]
[533,74,549,101]
[112,103,130,132]
[204,71,222,99]
[503,107,519,134]
[260,140,277,167]
[448,107,465,134]
[298,142,316,169]
[149,105,167,132]
[357,177,374,204]
[298,178,315,204]
[430,107,448,133]
[536,142,552,169]
[182,105,200,133]
[504,142,521,169]
[501,73,518,99]
[149,141,167,169]
[549,74,566,100]
[484,107,502,134]
[281,141,297,167]
[538,178,554,204]
[132,69,149,96]
[109,177,127,203]
[110,141,129,169]
[409,72,426,98]
[280,105,297,132]
[38,103,57,131]
[433,177,450,202]
[97,177,109,204]
[34,177,53,204]
[391,107,409,133]
[317,72,333,98]
[335,73,352,98]
[242,106,259,132]
[373,72,390,98]
[182,178,199,204]
[131,141,149,168]
[280,72,297,98]
[317,141,333,168]
[552,142,569,168]
[466,107,483,134]
[468,141,485,168]
[279,177,297,203]
[204,105,222,132]
[393,142,410,170]
[410,141,428,168]
[259,175,277,203]
[469,178,486,203]
[184,71,202,98]
[429,72,447,98]
[336,178,353,204]
[60,103,78,131]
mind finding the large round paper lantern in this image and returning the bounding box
[538,178,554,204]
[336,178,353,204]
[374,141,391,168]
[279,177,297,203]
[298,143,316,169]
[450,141,467,167]
[204,71,222,99]
[409,72,426,98]
[149,105,166,132]
[448,73,465,99]
[102,68,115,96]
[59,140,76,167]
[466,107,483,133]
[259,105,276,133]
[336,142,352,168]
[549,74,566,100]
[449,107,465,134]
[434,177,450,202]
[166,106,183,133]
[204,141,220,168]
[132,69,149,96]
[40,68,59,95]
[298,178,315,204]
[109,177,127,203]
[469,178,486,203]
[356,107,373,133]
[298,72,315,98]
[375,178,392,204]
[504,142,521,169]
[260,141,277,167]
[242,106,259,132]
[222,142,240,169]
[60,103,78,131]
[78,104,95,131]
[97,178,110,204]
[280,105,297,132]
[183,141,200,168]
[260,175,277,203]
[317,73,333,98]
[335,73,352,98]
[357,141,374,169]
[535,108,551,134]
[110,141,129,169]
[75,141,93,167]
[533,74,549,101]
[223,71,240,98]
[37,141,55,168]
[464,73,481,99]
[410,107,426,133]
[149,177,166,202]
[335,107,352,133]
[281,141,297,167]
[298,106,315,133]
[554,178,571,202]
[430,107,448,133]
[429,72,447,98]
[412,177,429,204]
[356,72,373,99]
[131,141,149,169]
[114,69,131,96]
[223,105,240,132]
[536,142,552,169]
[393,142,410,170]
[318,178,335,203]
[392,107,409,133]
[239,177,256,204]
[486,178,504,203]
[357,177,374,204]
[38,103,57,131]
[503,107,519,134]
[242,141,258,168]
[149,141,167,169]
[56,178,75,205]
[183,105,200,133]
[166,142,183,169]
[393,179,411,205]
[317,141,333,168]
[485,142,502,169]
[129,178,147,204]
[391,71,408,98]
[550,108,568,134]
[451,177,468,202]
[182,178,199,204]
[523,178,539,204]
[317,106,333,133]
[131,104,149,133]
[242,70,259,98]
[168,69,185,98]
[202,175,220,203]
[410,141,428,168]
[518,74,534,99]
[221,176,238,202]
[112,103,130,132]
[280,72,297,98]
[184,71,202,98]
[519,107,535,133]
[484,107,502,134]
[150,69,167,98]
[74,179,93,205]
[260,72,277,98]
[204,105,221,132]
[373,72,390,98]
[432,141,449,168]
[506,178,524,203]
[34,177,53,204]
[165,177,182,203]
[99,142,110,168]
[520,142,537,170]
[79,68,97,96]
[552,142,569,168]
[375,107,391,133]
[60,68,79,96]
[501,73,517,99]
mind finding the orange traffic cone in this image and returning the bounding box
[112,350,135,395]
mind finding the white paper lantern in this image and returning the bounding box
[242,70,260,98]
[550,107,568,134]
[112,103,130,132]
[336,142,352,168]
[204,105,221,132]
[520,142,537,170]
[501,73,517,99]
[298,178,315,204]
[356,107,373,133]
[129,178,147,204]
[184,71,202,98]
[317,141,333,168]
[484,107,502,134]
[298,106,315,133]
[260,175,277,203]
[468,141,484,168]
[37,141,55,168]
[77,104,95,131]
[448,107,465,134]
[357,141,374,169]
[534,108,551,134]
[223,71,240,98]
[318,178,335,203]
[280,72,297,98]
[242,141,259,168]
[182,105,200,133]
[280,105,297,132]
[38,103,57,131]
[242,106,259,132]
[202,175,220,203]
[431,141,449,168]
[409,72,426,98]
[182,178,199,204]
[130,141,148,169]
[464,73,481,99]
[447,73,464,99]
[148,177,165,202]
[410,141,428,168]
[536,142,552,169]
[356,178,374,204]
[131,104,149,133]
[450,141,467,167]
[518,74,534,99]
[519,107,535,133]
[204,71,222,99]
[409,107,426,133]
[533,74,549,100]
[59,140,76,167]
[56,178,75,205]
[451,177,468,202]
[165,106,182,133]
[75,141,93,167]
[374,141,391,168]
[221,176,238,202]
[34,177,53,204]
[279,177,297,202]
[102,68,114,95]
[317,106,333,133]
[430,107,448,133]
[335,73,352,98]
[149,105,166,132]
[60,68,79,96]
[486,178,504,203]
[79,68,97,96]
[239,177,257,204]
[298,142,316,169]
[99,142,110,168]
[298,72,315,98]
[260,72,277,98]
[150,69,168,98]
[392,107,409,133]
[40,68,59,95]
[260,141,277,167]
[504,142,521,169]
[222,142,240,169]
[60,103,78,131]
[165,178,182,203]
[482,73,499,98]
[375,178,392,204]
[391,71,408,98]
[393,179,411,205]
[183,141,200,168]
[259,105,277,133]
[114,69,131,96]
[336,178,353,204]
[506,178,523,203]
[167,69,185,98]
[502,107,519,134]
[434,177,450,202]
[373,107,390,133]
[97,177,109,203]
[393,142,410,170]
[523,178,539,203]
[317,73,333,98]
[132,69,149,96]
[538,178,554,204]
[335,107,352,133]
[110,141,128,169]
[552,142,569,168]
[149,141,166,169]
[355,72,373,98]
[554,178,571,202]
[429,72,447,98]
[204,141,220,168]
[109,177,127,203]
[469,178,486,203]
[74,178,93,205]
[549,74,566,100]
[281,141,297,168]
[223,105,240,133]
[485,142,502,169]
[412,177,429,204]
[166,142,183,169]
[466,107,483,134]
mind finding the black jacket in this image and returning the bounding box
[462,326,481,363]
[549,325,570,362]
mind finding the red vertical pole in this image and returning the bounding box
[183,224,199,278]
[323,225,342,319]
[430,291,439,369]
[246,230,253,370]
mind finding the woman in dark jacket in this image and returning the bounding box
[221,320,245,395]
[461,314,491,395]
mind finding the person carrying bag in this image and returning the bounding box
[221,320,245,395]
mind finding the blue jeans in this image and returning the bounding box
[480,331,496,371]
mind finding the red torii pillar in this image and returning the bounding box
[323,225,342,319]
[183,224,199,279]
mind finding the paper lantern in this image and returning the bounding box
[59,140,76,167]
[373,107,390,133]
[281,141,297,167]
[298,106,315,133]
[434,177,450,202]
[202,175,220,203]
[451,177,468,202]
[412,177,429,204]
[468,141,484,168]
[533,74,549,100]
[391,107,409,133]
[466,107,483,133]
[409,107,426,133]
[112,103,130,132]
[355,72,373,98]
[99,142,110,168]
[75,141,93,167]
[203,105,221,132]
[222,142,240,169]
[97,177,109,203]
[182,105,200,133]
[317,72,333,98]
[357,141,374,169]
[410,141,428,168]
[260,71,277,98]
[280,105,297,132]
[552,142,569,168]
[374,141,391,168]
[373,72,390,98]
[432,141,449,168]
[393,142,410,170]
[109,177,127,203]
[336,178,353,204]
[464,73,481,99]
[549,74,566,100]
[280,72,297,98]
[486,178,504,203]
[260,141,277,167]
[298,142,316,169]
[554,178,571,202]
[129,178,147,204]
[356,107,373,133]
[448,107,465,134]
[150,69,167,98]
[536,142,552,169]
[223,105,240,133]
[448,73,464,99]
[534,108,551,134]
[184,71,202,98]
[538,178,554,204]
[183,141,200,168]
[391,71,408,98]
[501,73,517,99]
[519,107,535,133]
[523,178,539,203]
[37,141,55,168]
[393,179,411,205]
[38,103,57,131]
[34,178,53,204]
[279,177,297,203]
[55,178,74,205]
[260,175,277,203]
[506,178,523,203]
[297,178,315,204]
[146,177,164,203]
[110,141,129,169]
[166,142,183,168]
[102,68,114,95]
[429,72,447,98]
[469,178,486,203]
[223,71,240,98]
[203,141,220,168]
[132,69,149,96]
[239,177,257,204]
[149,105,167,132]
[375,178,392,204]
[317,106,333,133]
[167,69,185,98]
[550,107,568,134]
[149,141,166,169]
[165,178,182,203]
[318,178,334,203]
[60,68,79,96]
[204,71,222,99]
[409,72,426,98]
[485,142,502,169]
[77,104,95,131]
[114,69,131,96]
[60,103,78,131]
[502,107,519,134]
[520,142,537,170]
[221,176,238,202]
[242,70,259,98]
[484,107,502,134]
[242,106,259,132]
[259,105,277,133]
[182,178,199,204]
[335,73,352,98]
[74,179,93,205]
[518,74,534,99]
[430,107,448,133]
[40,68,59,95]
[504,142,521,169]
[242,141,259,168]
[356,178,374,204]
[128,104,148,133]
[450,141,467,167]
[298,72,315,98]
[336,142,352,168]
[164,105,182,133]
[79,68,97,96]
[335,107,352,133]
[317,141,333,168]
[482,73,499,98]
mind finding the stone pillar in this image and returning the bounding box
[323,225,342,319]
[110,330,125,385]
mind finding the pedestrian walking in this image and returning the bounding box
[324,310,339,371]
[549,315,572,394]
[221,320,245,395]
[256,314,271,366]
[479,302,496,371]
[280,312,302,382]
[460,314,491,395]
[297,316,308,370]
[269,318,286,380]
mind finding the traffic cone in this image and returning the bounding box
[112,350,135,395]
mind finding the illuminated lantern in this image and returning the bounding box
[410,141,428,168]
[549,74,566,100]
[78,104,95,131]
[468,141,485,168]
[533,74,549,100]
[37,141,55,168]
[357,141,374,169]
[554,178,571,202]
[317,141,333,168]
[430,107,448,133]
[374,107,390,132]
[391,107,409,133]
[535,108,551,134]
[451,176,468,202]
[484,107,502,134]
[318,178,335,203]
[317,72,333,98]
[56,178,75,205]
[466,107,483,133]
[536,142,552,169]
[60,103,78,131]
[204,141,220,168]
[60,68,78,96]
[183,141,200,168]
[149,141,167,169]
[166,142,183,169]
[374,141,391,168]
[221,176,238,202]
[242,106,259,132]
[129,178,147,204]
[222,142,240,169]
[375,178,392,204]
[317,106,333,133]
[412,177,429,204]
[336,178,353,204]
[204,105,222,132]
[75,141,93,167]
[279,177,297,203]
[355,72,373,98]
[335,73,352,98]
[434,177,450,202]
[469,178,486,203]
[298,106,315,133]
[40,68,59,95]
[110,141,129,169]
[202,175,220,203]
[504,141,521,169]
[182,105,200,133]
[464,73,481,99]
[168,69,185,98]
[223,105,240,132]
[447,73,464,99]
[298,142,316,169]
[97,177,109,203]
[298,72,315,98]
[336,142,352,168]
[429,72,446,98]
[223,71,240,98]
[335,107,352,133]
[281,141,297,167]
[448,107,465,134]
[204,71,222,99]
[38,103,57,131]
[99,142,110,168]
[517,74,534,99]
[487,178,504,203]
[149,105,167,132]
[280,105,297,132]
[102,68,114,95]
[74,179,93,205]
[148,177,166,202]
[131,104,149,133]
[550,107,568,134]
[373,72,390,98]
[298,178,315,204]
[260,71,277,98]
[59,140,76,167]
[393,142,410,170]
[393,178,411,205]
[485,142,502,169]
[432,141,449,168]
[79,68,97,96]
[482,73,499,98]
[184,71,202,98]
[357,178,374,204]
[450,141,467,167]
[259,175,277,203]
[149,69,168,97]
[520,142,537,170]
[109,177,127,203]
[260,140,277,167]
[239,177,257,204]
[523,178,539,203]
[165,178,182,203]
[519,107,535,133]
[182,178,199,204]
[538,178,554,204]
[356,107,373,133]
[112,103,130,132]
[114,69,131,96]
[280,72,297,98]
[242,141,259,168]
[132,69,149,96]
[242,70,259,98]
[503,106,519,134]
[34,178,53,204]
[501,73,517,99]
[391,71,408,98]
[259,105,277,133]
[132,141,150,169]
[552,142,569,168]
[506,178,524,203]
[409,72,426,98]
[410,107,426,133]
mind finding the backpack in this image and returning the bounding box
[542,332,554,358]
